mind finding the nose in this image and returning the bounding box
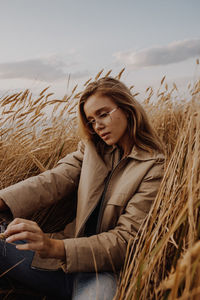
[94,119,105,131]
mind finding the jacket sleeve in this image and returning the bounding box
[0,141,84,218]
[62,158,164,273]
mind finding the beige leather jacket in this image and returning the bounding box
[0,141,165,273]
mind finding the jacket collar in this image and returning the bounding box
[128,145,164,161]
[105,144,164,161]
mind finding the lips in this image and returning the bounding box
[100,132,110,139]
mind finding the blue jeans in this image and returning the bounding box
[0,240,118,299]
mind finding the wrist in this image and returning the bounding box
[49,239,65,260]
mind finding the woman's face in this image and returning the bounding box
[83,94,129,149]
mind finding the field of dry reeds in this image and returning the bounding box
[0,67,200,299]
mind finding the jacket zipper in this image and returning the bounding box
[96,157,127,233]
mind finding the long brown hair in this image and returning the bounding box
[78,77,164,155]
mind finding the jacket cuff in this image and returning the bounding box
[0,190,21,218]
[63,237,100,273]
[63,238,79,273]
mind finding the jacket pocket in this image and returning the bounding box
[106,193,127,207]
[101,194,127,232]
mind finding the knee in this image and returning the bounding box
[72,272,118,300]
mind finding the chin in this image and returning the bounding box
[104,140,115,146]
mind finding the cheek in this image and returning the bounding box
[114,115,128,132]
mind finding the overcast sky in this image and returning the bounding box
[0,0,199,98]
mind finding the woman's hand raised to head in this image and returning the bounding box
[4,218,65,260]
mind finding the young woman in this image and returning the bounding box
[0,77,165,299]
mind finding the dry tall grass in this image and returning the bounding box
[0,68,200,299]
[115,75,200,299]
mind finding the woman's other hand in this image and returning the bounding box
[4,218,65,259]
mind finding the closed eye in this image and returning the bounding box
[99,112,109,119]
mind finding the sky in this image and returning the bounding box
[0,0,200,99]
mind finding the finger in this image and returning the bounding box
[7,218,36,229]
[15,242,44,252]
[6,231,40,244]
[5,222,40,237]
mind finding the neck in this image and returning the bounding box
[118,137,134,159]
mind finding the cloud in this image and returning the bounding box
[0,56,85,82]
[71,70,90,79]
[114,38,200,68]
